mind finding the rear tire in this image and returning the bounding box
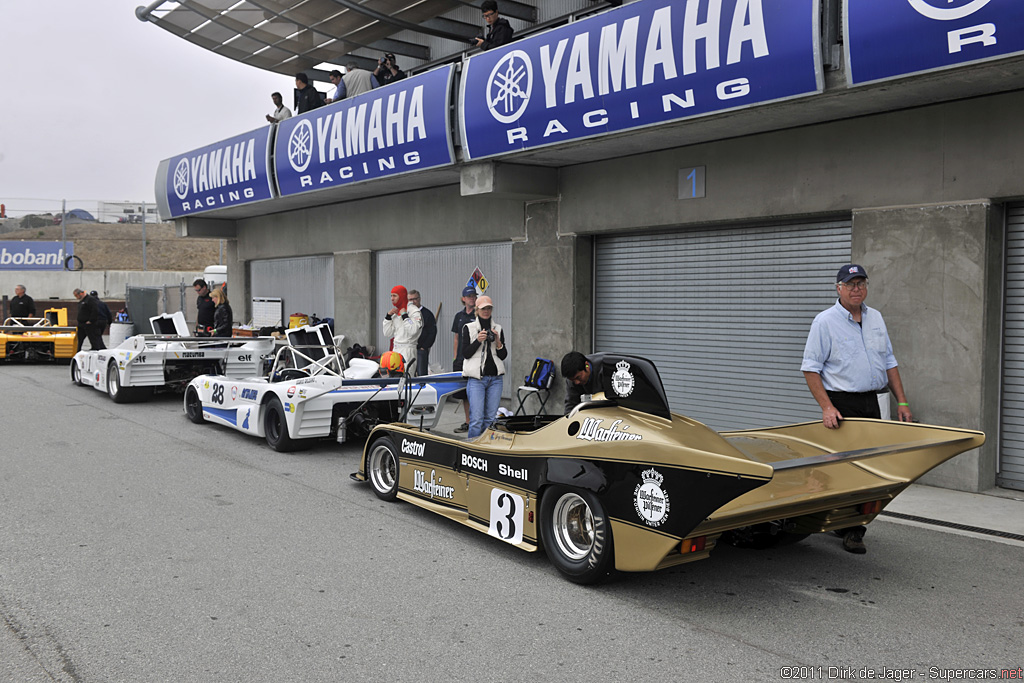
[366,435,400,501]
[71,360,84,386]
[107,360,134,403]
[185,386,205,424]
[540,486,615,585]
[264,397,298,452]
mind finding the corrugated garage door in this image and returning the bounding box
[250,255,334,324]
[999,204,1024,490]
[595,220,851,431]
[377,243,512,393]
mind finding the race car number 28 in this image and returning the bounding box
[211,383,225,404]
[488,489,524,545]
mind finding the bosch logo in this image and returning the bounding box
[173,158,190,199]
[906,0,992,21]
[288,119,314,172]
[486,50,533,124]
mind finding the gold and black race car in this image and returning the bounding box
[0,309,77,362]
[352,354,985,584]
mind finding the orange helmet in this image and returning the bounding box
[378,350,405,376]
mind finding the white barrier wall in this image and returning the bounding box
[0,270,202,300]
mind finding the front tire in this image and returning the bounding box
[540,486,615,585]
[366,435,400,501]
[71,360,84,386]
[184,386,205,424]
[264,397,298,452]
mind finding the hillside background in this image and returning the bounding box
[0,219,221,271]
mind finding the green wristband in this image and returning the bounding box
[898,402,909,407]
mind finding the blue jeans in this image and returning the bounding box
[467,375,504,438]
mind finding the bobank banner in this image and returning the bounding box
[460,0,821,159]
[0,242,73,271]
[274,65,455,197]
[164,126,274,218]
[845,0,1024,85]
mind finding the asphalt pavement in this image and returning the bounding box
[1,363,1021,683]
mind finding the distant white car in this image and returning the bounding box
[71,312,274,403]
[184,322,467,451]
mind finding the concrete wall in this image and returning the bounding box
[852,202,1000,491]
[558,90,1024,233]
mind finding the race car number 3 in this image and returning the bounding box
[488,489,524,545]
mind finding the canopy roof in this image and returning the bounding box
[136,0,620,79]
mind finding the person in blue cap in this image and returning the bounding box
[801,264,913,554]
[450,285,478,432]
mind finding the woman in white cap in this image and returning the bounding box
[459,295,507,438]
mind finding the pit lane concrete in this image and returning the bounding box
[1,364,1021,682]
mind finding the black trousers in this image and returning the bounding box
[827,390,882,539]
[77,323,105,352]
[827,390,881,420]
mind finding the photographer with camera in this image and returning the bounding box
[460,295,507,439]
[373,53,406,88]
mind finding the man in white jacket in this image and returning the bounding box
[382,285,422,372]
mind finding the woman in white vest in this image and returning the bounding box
[383,285,422,371]
[459,295,507,438]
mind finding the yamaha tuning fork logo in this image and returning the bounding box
[173,158,190,200]
[486,50,533,124]
[288,120,314,173]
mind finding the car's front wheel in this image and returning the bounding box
[184,386,205,424]
[540,486,615,585]
[71,360,84,386]
[264,397,298,452]
[366,435,400,501]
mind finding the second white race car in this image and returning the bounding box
[184,323,467,451]
[71,312,275,403]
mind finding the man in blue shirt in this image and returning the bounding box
[801,264,912,553]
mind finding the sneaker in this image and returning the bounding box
[842,530,867,554]
[454,422,469,433]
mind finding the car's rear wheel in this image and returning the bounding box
[540,486,615,585]
[184,386,205,424]
[367,435,400,501]
[264,397,298,452]
[71,360,84,386]
[107,360,134,403]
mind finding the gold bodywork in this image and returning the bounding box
[0,309,78,361]
[358,404,984,576]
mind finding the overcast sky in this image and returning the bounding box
[0,1,315,217]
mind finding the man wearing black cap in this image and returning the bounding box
[801,264,912,554]
[450,286,478,432]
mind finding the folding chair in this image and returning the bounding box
[515,357,555,416]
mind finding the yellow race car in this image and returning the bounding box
[0,308,78,362]
[353,353,985,584]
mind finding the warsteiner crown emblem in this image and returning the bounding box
[634,467,670,528]
[611,359,635,398]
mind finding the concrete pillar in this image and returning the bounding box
[853,200,1001,491]
[510,199,592,414]
[334,250,373,349]
[224,240,246,322]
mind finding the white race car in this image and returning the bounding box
[71,312,275,403]
[183,323,467,451]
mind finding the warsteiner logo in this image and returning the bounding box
[289,120,314,172]
[486,50,533,124]
[634,467,670,527]
[906,0,992,20]
[611,359,635,398]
